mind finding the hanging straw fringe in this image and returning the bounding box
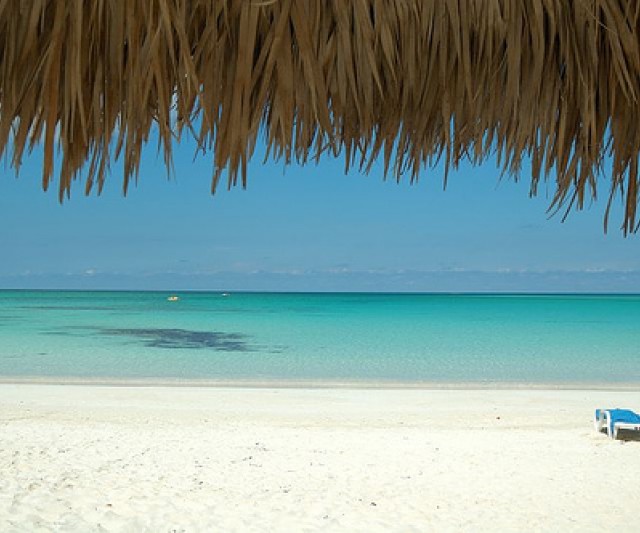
[0,0,639,233]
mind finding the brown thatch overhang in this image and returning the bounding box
[1,1,639,232]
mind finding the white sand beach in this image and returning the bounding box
[1,384,639,532]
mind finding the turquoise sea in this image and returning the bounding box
[0,291,639,385]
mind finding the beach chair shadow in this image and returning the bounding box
[616,429,640,442]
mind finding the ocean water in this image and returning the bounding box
[0,291,639,385]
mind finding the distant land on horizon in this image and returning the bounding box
[1,288,640,297]
[1,268,639,295]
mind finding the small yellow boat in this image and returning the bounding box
[167,295,180,302]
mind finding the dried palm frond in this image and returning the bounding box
[0,0,639,232]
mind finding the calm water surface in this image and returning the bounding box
[0,291,638,384]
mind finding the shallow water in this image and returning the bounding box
[0,291,639,384]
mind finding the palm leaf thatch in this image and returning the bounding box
[1,1,639,232]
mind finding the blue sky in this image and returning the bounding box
[0,132,638,292]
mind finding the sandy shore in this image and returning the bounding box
[1,385,639,532]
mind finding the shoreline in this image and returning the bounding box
[1,375,639,390]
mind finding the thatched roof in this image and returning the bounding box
[1,1,639,232]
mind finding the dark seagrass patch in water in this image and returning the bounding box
[98,327,255,352]
[19,305,122,312]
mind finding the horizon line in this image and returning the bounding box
[1,288,639,296]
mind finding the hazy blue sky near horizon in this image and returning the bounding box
[0,131,638,292]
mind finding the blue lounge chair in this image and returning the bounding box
[594,408,640,440]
